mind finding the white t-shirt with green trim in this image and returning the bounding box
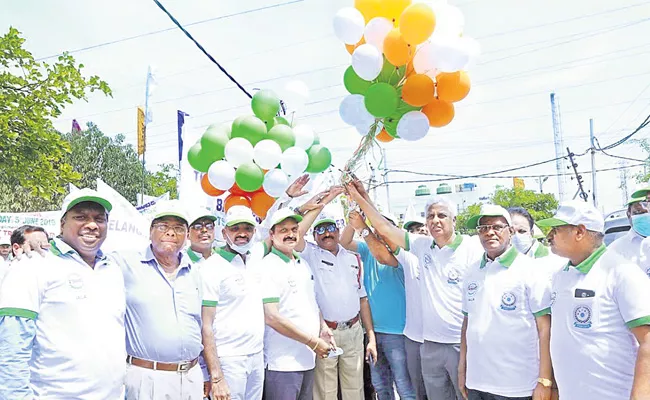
[551,245,650,400]
[394,247,424,343]
[405,233,484,343]
[462,246,552,397]
[255,248,320,372]
[0,239,126,399]
[200,247,265,357]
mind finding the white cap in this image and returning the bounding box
[537,200,604,233]
[61,188,112,215]
[188,207,217,226]
[314,211,337,228]
[466,204,512,229]
[269,207,303,228]
[403,216,425,230]
[225,206,257,227]
[152,200,189,225]
[0,236,10,245]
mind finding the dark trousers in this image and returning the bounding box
[467,389,532,400]
[264,369,315,400]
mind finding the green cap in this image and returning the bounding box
[466,204,512,229]
[632,186,650,199]
[61,188,113,214]
[152,200,189,225]
[627,196,646,206]
[269,208,303,228]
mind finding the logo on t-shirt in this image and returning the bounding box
[550,291,557,307]
[573,305,592,329]
[467,281,479,302]
[500,292,517,311]
[646,267,650,278]
[447,268,460,284]
[423,254,433,269]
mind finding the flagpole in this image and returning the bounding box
[141,67,152,206]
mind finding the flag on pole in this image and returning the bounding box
[71,119,82,134]
[177,110,189,169]
[145,66,156,125]
[137,107,146,156]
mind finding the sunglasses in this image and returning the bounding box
[315,224,338,235]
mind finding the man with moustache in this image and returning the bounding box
[187,208,219,264]
[0,189,126,399]
[458,205,552,400]
[111,200,205,400]
[200,206,265,400]
[258,187,342,400]
[10,225,51,259]
[296,208,377,400]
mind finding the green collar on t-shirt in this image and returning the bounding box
[429,232,464,251]
[570,244,607,274]
[480,245,518,269]
[271,246,300,263]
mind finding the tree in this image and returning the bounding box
[455,203,481,234]
[0,27,111,202]
[146,164,178,200]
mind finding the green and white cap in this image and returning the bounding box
[189,207,217,226]
[269,207,303,228]
[152,200,189,225]
[61,188,113,215]
[627,196,646,206]
[632,185,650,199]
[466,204,512,229]
[537,200,604,233]
[403,216,425,231]
[314,211,337,228]
[0,236,10,245]
[225,206,257,227]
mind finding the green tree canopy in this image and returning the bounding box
[0,27,112,202]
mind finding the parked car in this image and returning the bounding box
[604,209,631,246]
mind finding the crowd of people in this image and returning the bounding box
[1,176,650,400]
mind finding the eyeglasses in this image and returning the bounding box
[315,224,338,235]
[476,224,509,234]
[190,222,215,231]
[153,223,187,235]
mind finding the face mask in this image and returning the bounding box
[512,233,534,254]
[632,214,650,237]
[226,235,253,254]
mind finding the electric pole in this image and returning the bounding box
[589,118,598,207]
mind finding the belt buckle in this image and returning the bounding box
[177,361,191,372]
[338,321,350,330]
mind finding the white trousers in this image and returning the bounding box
[215,350,265,400]
[125,362,203,400]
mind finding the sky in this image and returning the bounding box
[3,0,650,216]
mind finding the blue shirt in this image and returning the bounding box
[111,245,203,363]
[357,241,406,335]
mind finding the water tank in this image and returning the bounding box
[415,185,431,196]
[436,183,452,194]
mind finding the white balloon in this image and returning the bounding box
[355,119,381,136]
[282,80,310,112]
[431,4,464,38]
[207,160,236,190]
[224,137,254,168]
[459,36,481,69]
[413,42,437,75]
[364,17,393,52]
[397,111,430,141]
[339,94,375,127]
[293,125,315,149]
[263,169,290,197]
[333,7,365,45]
[352,44,383,81]
[281,146,309,176]
[429,36,470,72]
[253,140,282,170]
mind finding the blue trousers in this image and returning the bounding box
[369,333,415,400]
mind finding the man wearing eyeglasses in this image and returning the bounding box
[187,208,218,264]
[538,200,650,400]
[110,200,204,400]
[458,204,553,400]
[608,195,650,269]
[297,210,376,400]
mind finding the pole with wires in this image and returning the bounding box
[589,118,598,207]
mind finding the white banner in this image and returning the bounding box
[0,211,60,243]
[136,192,170,215]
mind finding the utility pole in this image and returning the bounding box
[567,147,588,202]
[551,93,568,201]
[589,118,598,207]
[381,147,391,214]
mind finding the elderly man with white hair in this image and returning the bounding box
[346,182,483,400]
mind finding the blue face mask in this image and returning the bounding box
[632,214,650,237]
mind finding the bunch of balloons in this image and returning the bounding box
[187,89,332,217]
[334,0,479,142]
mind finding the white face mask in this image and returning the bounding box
[225,235,253,255]
[512,233,534,254]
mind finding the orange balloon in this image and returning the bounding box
[383,29,413,66]
[422,99,455,127]
[355,0,382,23]
[201,174,225,197]
[405,61,416,77]
[436,71,471,103]
[399,3,436,45]
[250,191,276,218]
[229,183,249,196]
[224,195,251,212]
[345,37,366,55]
[376,129,395,143]
[402,74,435,107]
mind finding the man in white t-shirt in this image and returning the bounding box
[608,196,650,268]
[186,207,219,264]
[539,200,650,400]
[459,205,553,400]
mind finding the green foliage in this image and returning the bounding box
[0,27,111,203]
[147,164,178,200]
[632,138,650,184]
[455,203,481,234]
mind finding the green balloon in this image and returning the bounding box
[200,123,231,159]
[274,116,291,126]
[378,58,405,86]
[230,116,267,146]
[231,116,247,133]
[394,100,421,118]
[344,66,372,95]
[235,162,264,192]
[365,83,399,118]
[187,143,213,172]
[383,117,400,138]
[306,145,332,173]
[251,90,280,121]
[267,125,295,151]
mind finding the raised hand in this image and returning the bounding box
[286,174,310,198]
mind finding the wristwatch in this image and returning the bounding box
[360,228,370,238]
[537,378,552,388]
[293,206,304,216]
